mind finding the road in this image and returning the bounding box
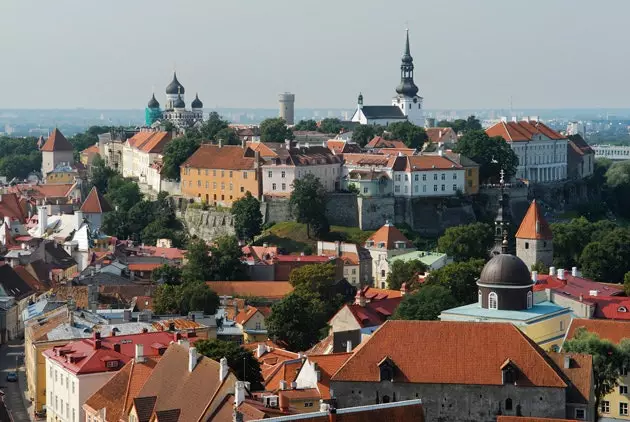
[0,340,30,422]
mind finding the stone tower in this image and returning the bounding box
[40,129,74,177]
[279,92,295,125]
[515,200,554,270]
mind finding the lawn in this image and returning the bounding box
[254,221,374,254]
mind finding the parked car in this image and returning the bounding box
[6,372,17,382]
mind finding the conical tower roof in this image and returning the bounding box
[80,186,113,214]
[41,129,73,152]
[515,200,553,240]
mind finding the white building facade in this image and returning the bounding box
[121,131,172,183]
[392,154,465,197]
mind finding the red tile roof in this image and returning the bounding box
[516,200,553,240]
[332,320,567,388]
[183,144,259,170]
[235,306,262,325]
[305,353,352,399]
[41,129,74,152]
[275,255,333,263]
[548,352,592,405]
[589,296,630,319]
[404,155,462,171]
[206,281,294,300]
[9,183,76,200]
[242,245,278,265]
[426,127,457,143]
[326,140,362,155]
[343,153,405,170]
[339,297,403,329]
[365,222,413,250]
[361,286,403,300]
[246,141,279,158]
[265,360,303,391]
[0,193,26,223]
[127,131,172,154]
[14,265,48,292]
[81,144,100,155]
[486,120,566,143]
[568,135,594,156]
[533,273,622,303]
[366,136,407,149]
[80,186,113,213]
[128,263,163,272]
[565,318,630,344]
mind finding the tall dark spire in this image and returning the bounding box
[492,169,514,255]
[395,29,419,97]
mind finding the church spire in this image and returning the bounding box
[492,169,514,255]
[395,29,419,97]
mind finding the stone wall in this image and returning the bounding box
[326,193,359,227]
[181,207,235,240]
[261,198,294,225]
[357,196,395,230]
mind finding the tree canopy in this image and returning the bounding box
[199,112,231,141]
[293,120,318,131]
[289,263,338,300]
[580,228,630,283]
[289,174,329,238]
[385,121,428,149]
[317,118,344,134]
[231,192,263,242]
[0,136,41,180]
[386,260,427,291]
[151,264,182,285]
[207,235,249,281]
[437,222,494,262]
[393,284,458,321]
[351,125,384,147]
[437,115,482,134]
[161,134,201,181]
[152,281,219,315]
[194,339,264,390]
[424,259,485,304]
[260,118,293,142]
[455,130,518,182]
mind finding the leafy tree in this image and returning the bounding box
[455,130,518,182]
[580,228,630,283]
[182,239,213,283]
[289,174,328,238]
[385,121,427,149]
[260,118,293,142]
[563,328,630,415]
[604,162,630,220]
[318,118,344,134]
[208,235,248,281]
[0,154,40,180]
[437,115,482,134]
[393,284,458,321]
[289,263,336,297]
[424,259,485,304]
[624,272,630,296]
[89,154,117,193]
[127,200,156,238]
[231,192,263,241]
[199,112,230,141]
[293,120,318,131]
[194,339,264,389]
[68,126,112,153]
[180,282,220,315]
[101,209,130,240]
[151,264,182,285]
[161,134,201,181]
[437,222,494,262]
[215,127,240,145]
[551,218,616,269]
[386,260,427,291]
[530,261,548,274]
[266,291,328,351]
[351,125,384,147]
[105,179,143,213]
[153,284,181,314]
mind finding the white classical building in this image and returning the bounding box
[121,130,172,183]
[351,30,424,127]
[392,153,465,197]
[486,118,568,183]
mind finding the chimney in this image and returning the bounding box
[218,139,223,148]
[319,400,330,413]
[549,266,556,276]
[93,339,101,350]
[135,344,145,363]
[110,330,116,337]
[75,210,84,231]
[279,392,289,412]
[563,355,571,369]
[355,289,366,307]
[531,271,538,283]
[173,332,182,342]
[290,381,297,390]
[279,380,288,390]
[242,137,246,149]
[328,407,337,422]
[235,381,249,407]
[400,283,408,296]
[93,331,101,340]
[168,322,176,332]
[188,347,198,372]
[113,343,121,353]
[219,357,229,381]
[557,269,565,281]
[572,267,578,277]
[257,343,266,358]
[579,294,583,302]
[38,205,48,235]
[346,340,352,353]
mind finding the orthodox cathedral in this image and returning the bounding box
[145,72,204,129]
[351,30,425,127]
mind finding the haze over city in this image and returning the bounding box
[2,0,630,110]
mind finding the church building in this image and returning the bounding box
[351,30,425,127]
[145,72,204,129]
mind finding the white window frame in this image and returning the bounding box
[621,402,628,416]
[601,400,610,414]
[488,292,498,310]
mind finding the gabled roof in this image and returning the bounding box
[332,320,567,388]
[41,129,74,152]
[547,352,592,405]
[404,155,462,171]
[486,120,566,143]
[183,144,259,170]
[515,200,553,240]
[565,318,630,344]
[326,140,362,155]
[265,359,303,391]
[127,131,172,154]
[81,144,100,155]
[365,222,413,250]
[343,153,407,171]
[304,353,352,399]
[0,193,27,222]
[426,127,457,143]
[533,273,622,301]
[235,306,262,325]
[206,281,294,300]
[80,186,113,213]
[360,106,406,120]
[0,263,36,300]
[339,297,403,329]
[568,135,594,156]
[366,136,407,149]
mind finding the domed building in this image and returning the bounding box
[439,247,572,350]
[146,72,204,129]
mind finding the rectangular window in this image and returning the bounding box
[221,170,225,177]
[243,171,248,179]
[240,186,244,193]
[452,184,457,191]
[229,171,233,177]
[433,174,437,180]
[433,185,437,192]
[441,173,445,180]
[621,403,628,416]
[272,183,277,191]
[221,183,225,190]
[422,174,426,181]
[414,185,418,192]
[601,401,610,414]
[197,169,200,175]
[213,170,217,176]
[404,186,408,193]
[405,174,409,181]
[363,187,368,194]
[61,399,64,414]
[268,171,273,178]
[72,381,75,394]
[623,367,629,376]
[395,174,401,182]
[205,169,208,176]
[574,408,585,420]
[441,185,445,191]
[205,181,209,189]
[414,174,419,181]
[423,185,427,192]
[467,169,472,176]
[282,183,286,190]
[394,186,400,193]
[453,173,457,180]
[620,385,628,395]
[281,171,286,178]
[197,180,201,187]
[229,183,233,191]
[468,179,473,187]
[213,182,217,189]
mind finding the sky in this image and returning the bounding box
[1,0,629,110]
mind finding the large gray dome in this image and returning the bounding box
[478,254,531,286]
[166,72,185,95]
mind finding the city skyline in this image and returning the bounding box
[2,0,629,110]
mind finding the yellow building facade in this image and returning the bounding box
[236,307,268,344]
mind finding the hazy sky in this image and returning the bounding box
[2,0,629,110]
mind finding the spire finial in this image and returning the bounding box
[499,168,505,185]
[405,28,410,56]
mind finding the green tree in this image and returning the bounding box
[180,282,220,315]
[89,154,117,193]
[266,291,328,351]
[351,125,384,147]
[101,209,130,240]
[580,228,630,283]
[318,118,344,134]
[438,115,481,134]
[231,192,263,241]
[151,264,182,285]
[215,127,240,145]
[289,263,340,306]
[182,239,213,283]
[551,217,616,268]
[604,161,630,219]
[386,260,427,291]
[105,179,143,212]
[208,235,248,281]
[289,174,328,238]
[424,259,485,304]
[0,154,37,180]
[194,339,264,389]
[153,284,182,314]
[161,134,201,180]
[455,130,519,182]
[127,200,156,239]
[385,121,428,149]
[260,118,293,142]
[624,272,630,296]
[393,284,458,321]
[437,222,494,262]
[293,120,318,131]
[530,261,548,273]
[199,112,230,141]
[563,328,629,415]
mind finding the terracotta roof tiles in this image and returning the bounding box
[305,353,352,399]
[365,222,413,250]
[183,144,259,170]
[206,281,294,300]
[515,200,553,240]
[80,186,113,213]
[565,318,630,344]
[486,120,566,143]
[41,129,74,152]
[404,155,462,171]
[548,352,592,405]
[366,136,407,149]
[127,131,172,154]
[0,193,27,223]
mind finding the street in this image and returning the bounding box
[0,341,30,422]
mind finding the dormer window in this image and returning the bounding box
[394,241,406,249]
[105,360,119,369]
[501,360,518,385]
[378,357,396,382]
[365,240,374,247]
[620,307,628,313]
[378,242,385,248]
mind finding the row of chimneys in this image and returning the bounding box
[531,267,578,283]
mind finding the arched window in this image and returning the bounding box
[505,398,513,411]
[478,290,482,307]
[382,395,390,403]
[488,292,498,310]
[527,291,533,309]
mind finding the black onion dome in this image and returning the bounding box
[173,94,185,109]
[147,94,160,109]
[166,72,185,95]
[478,254,532,286]
[396,80,419,97]
[191,93,203,109]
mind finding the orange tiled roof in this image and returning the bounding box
[515,200,553,240]
[565,318,630,344]
[41,129,73,152]
[332,320,567,388]
[426,127,457,143]
[361,286,403,300]
[235,306,261,325]
[404,155,462,171]
[366,136,407,149]
[128,263,162,272]
[0,193,27,223]
[80,186,113,213]
[265,359,303,391]
[486,120,566,143]
[183,144,259,170]
[365,222,413,250]
[306,353,352,399]
[206,281,294,300]
[9,183,76,200]
[548,352,592,405]
[246,141,279,158]
[81,144,100,155]
[127,131,172,154]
